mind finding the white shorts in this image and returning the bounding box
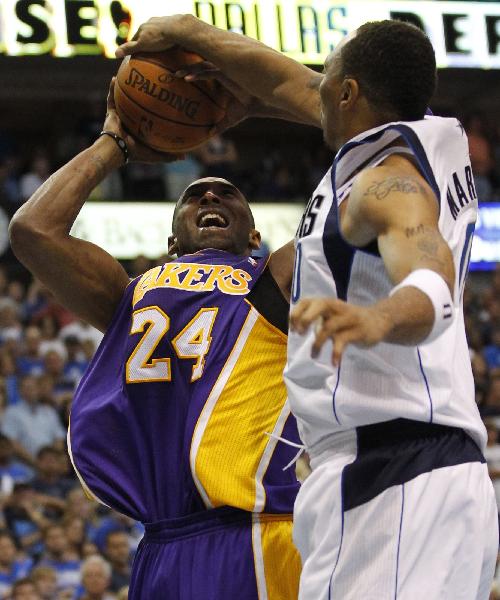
[293,420,498,600]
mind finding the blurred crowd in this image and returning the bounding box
[2,109,500,208]
[0,260,157,600]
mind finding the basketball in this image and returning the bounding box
[114,48,231,153]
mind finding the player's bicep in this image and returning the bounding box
[12,227,129,332]
[342,163,455,290]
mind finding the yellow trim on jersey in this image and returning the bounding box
[193,311,288,512]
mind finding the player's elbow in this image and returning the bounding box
[9,213,49,262]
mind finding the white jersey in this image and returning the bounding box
[285,116,486,453]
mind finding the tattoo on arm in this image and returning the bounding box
[364,177,427,201]
[402,223,448,271]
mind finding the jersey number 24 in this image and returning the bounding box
[126,306,218,383]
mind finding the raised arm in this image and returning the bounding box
[116,14,322,128]
[291,154,455,364]
[9,83,175,332]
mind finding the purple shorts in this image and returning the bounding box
[129,506,300,599]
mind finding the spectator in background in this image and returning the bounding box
[0,435,32,498]
[63,517,86,561]
[464,113,494,202]
[62,337,88,388]
[1,375,65,463]
[103,531,130,593]
[19,155,51,205]
[0,352,19,407]
[4,483,49,557]
[485,328,500,370]
[37,525,81,594]
[78,555,115,600]
[0,299,22,346]
[31,447,75,501]
[91,513,142,555]
[64,490,99,545]
[30,566,57,600]
[484,371,500,420]
[6,282,25,309]
[0,531,33,598]
[16,328,44,378]
[42,351,73,403]
[196,133,238,180]
[9,577,41,600]
[58,320,102,355]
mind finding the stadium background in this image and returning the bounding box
[0,1,498,598]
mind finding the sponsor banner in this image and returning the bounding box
[69,201,498,270]
[1,1,500,68]
[69,202,304,258]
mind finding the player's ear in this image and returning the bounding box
[339,78,359,109]
[248,229,261,251]
[168,235,178,255]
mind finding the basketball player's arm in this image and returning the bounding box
[8,83,175,332]
[8,139,130,332]
[291,156,455,364]
[116,14,322,127]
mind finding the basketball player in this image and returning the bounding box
[8,84,302,598]
[119,16,498,599]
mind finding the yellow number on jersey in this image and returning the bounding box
[126,306,218,384]
[172,308,218,382]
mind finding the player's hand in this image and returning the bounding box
[115,15,185,58]
[173,61,256,133]
[103,79,184,164]
[290,297,392,366]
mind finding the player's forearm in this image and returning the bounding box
[10,137,122,242]
[170,15,322,127]
[371,286,435,345]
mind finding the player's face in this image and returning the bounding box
[170,177,261,256]
[319,31,357,150]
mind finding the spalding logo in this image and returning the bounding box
[124,68,200,120]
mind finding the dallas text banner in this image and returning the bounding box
[1,0,500,68]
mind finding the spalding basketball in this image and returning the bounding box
[114,48,231,153]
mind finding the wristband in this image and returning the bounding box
[389,269,454,344]
[99,131,129,164]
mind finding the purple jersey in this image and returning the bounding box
[69,250,300,523]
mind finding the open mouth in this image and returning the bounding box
[197,212,229,229]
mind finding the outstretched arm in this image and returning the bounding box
[291,154,455,364]
[116,14,322,128]
[9,82,176,332]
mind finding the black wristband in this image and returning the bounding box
[99,131,129,164]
